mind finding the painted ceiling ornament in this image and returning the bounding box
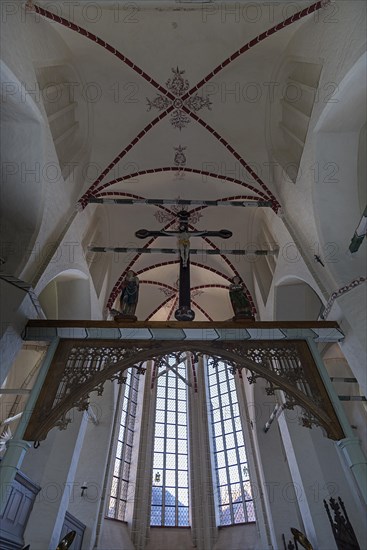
[25,0,35,11]
[166,67,190,96]
[174,145,187,169]
[174,145,187,180]
[154,200,203,226]
[147,67,212,130]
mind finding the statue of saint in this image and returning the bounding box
[117,270,139,319]
[229,276,254,320]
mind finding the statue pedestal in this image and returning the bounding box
[232,313,255,321]
[110,310,137,322]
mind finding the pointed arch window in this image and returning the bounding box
[150,355,190,527]
[108,368,140,521]
[207,360,256,525]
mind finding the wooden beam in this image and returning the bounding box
[26,320,341,329]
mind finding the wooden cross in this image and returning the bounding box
[136,210,232,321]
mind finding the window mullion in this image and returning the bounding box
[162,369,168,525]
[224,365,235,524]
[217,364,233,524]
[175,369,179,526]
[230,371,248,521]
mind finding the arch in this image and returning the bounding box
[24,339,344,443]
[274,277,323,320]
[268,55,323,183]
[38,269,91,320]
[313,52,367,283]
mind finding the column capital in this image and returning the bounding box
[336,437,367,505]
[1,438,31,468]
[6,438,32,452]
[337,437,367,466]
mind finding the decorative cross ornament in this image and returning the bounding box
[135,210,232,321]
[147,67,212,130]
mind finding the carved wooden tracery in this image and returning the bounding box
[24,339,344,442]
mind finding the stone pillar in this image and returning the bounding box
[131,363,156,550]
[278,412,338,549]
[249,379,301,549]
[307,338,367,505]
[236,375,273,549]
[22,410,88,549]
[189,356,217,550]
[323,354,367,455]
[0,338,59,515]
[67,382,117,550]
[279,409,367,549]
[0,439,31,510]
[337,437,367,505]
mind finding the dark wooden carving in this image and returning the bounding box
[23,339,344,442]
[324,497,360,550]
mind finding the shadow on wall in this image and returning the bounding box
[0,61,45,277]
[274,278,323,320]
[38,269,91,319]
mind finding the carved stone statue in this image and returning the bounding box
[229,276,254,320]
[110,270,140,321]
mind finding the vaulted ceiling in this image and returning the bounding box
[29,0,330,321]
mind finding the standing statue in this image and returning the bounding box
[110,270,139,321]
[229,276,254,320]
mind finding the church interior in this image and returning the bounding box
[0,1,366,549]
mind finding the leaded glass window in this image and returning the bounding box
[108,368,140,520]
[207,360,256,525]
[150,356,190,527]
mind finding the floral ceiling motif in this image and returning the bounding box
[154,200,203,226]
[147,67,212,130]
[174,145,187,169]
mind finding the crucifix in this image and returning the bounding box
[135,210,232,321]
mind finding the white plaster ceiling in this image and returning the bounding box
[32,0,324,320]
